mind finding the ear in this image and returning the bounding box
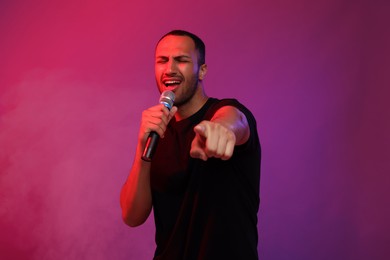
[198,64,208,80]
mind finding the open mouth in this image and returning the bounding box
[163,79,182,87]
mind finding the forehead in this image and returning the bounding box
[155,35,196,57]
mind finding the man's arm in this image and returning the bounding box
[120,104,177,227]
[120,144,153,227]
[190,105,250,161]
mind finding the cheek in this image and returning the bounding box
[155,64,165,73]
[181,65,197,76]
[155,68,163,80]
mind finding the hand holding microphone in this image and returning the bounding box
[141,90,175,161]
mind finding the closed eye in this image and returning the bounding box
[156,58,168,64]
[175,55,192,63]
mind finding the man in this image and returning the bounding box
[120,30,261,259]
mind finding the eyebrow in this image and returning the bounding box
[156,54,192,60]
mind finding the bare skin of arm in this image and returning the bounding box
[120,104,177,227]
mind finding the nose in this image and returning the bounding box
[165,60,177,75]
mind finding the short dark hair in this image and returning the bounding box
[156,30,206,66]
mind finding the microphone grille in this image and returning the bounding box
[159,90,175,110]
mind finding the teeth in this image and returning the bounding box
[164,80,181,86]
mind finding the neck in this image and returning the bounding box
[175,86,208,121]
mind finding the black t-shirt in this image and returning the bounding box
[150,98,261,260]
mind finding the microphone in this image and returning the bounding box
[141,90,175,162]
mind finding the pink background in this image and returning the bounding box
[1,1,389,259]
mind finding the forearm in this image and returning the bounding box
[120,144,153,227]
[210,106,250,145]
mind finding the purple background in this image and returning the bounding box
[1,1,389,259]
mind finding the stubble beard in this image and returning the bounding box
[173,73,200,107]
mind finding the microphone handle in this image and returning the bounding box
[141,131,159,162]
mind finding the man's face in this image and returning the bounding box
[155,35,201,106]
